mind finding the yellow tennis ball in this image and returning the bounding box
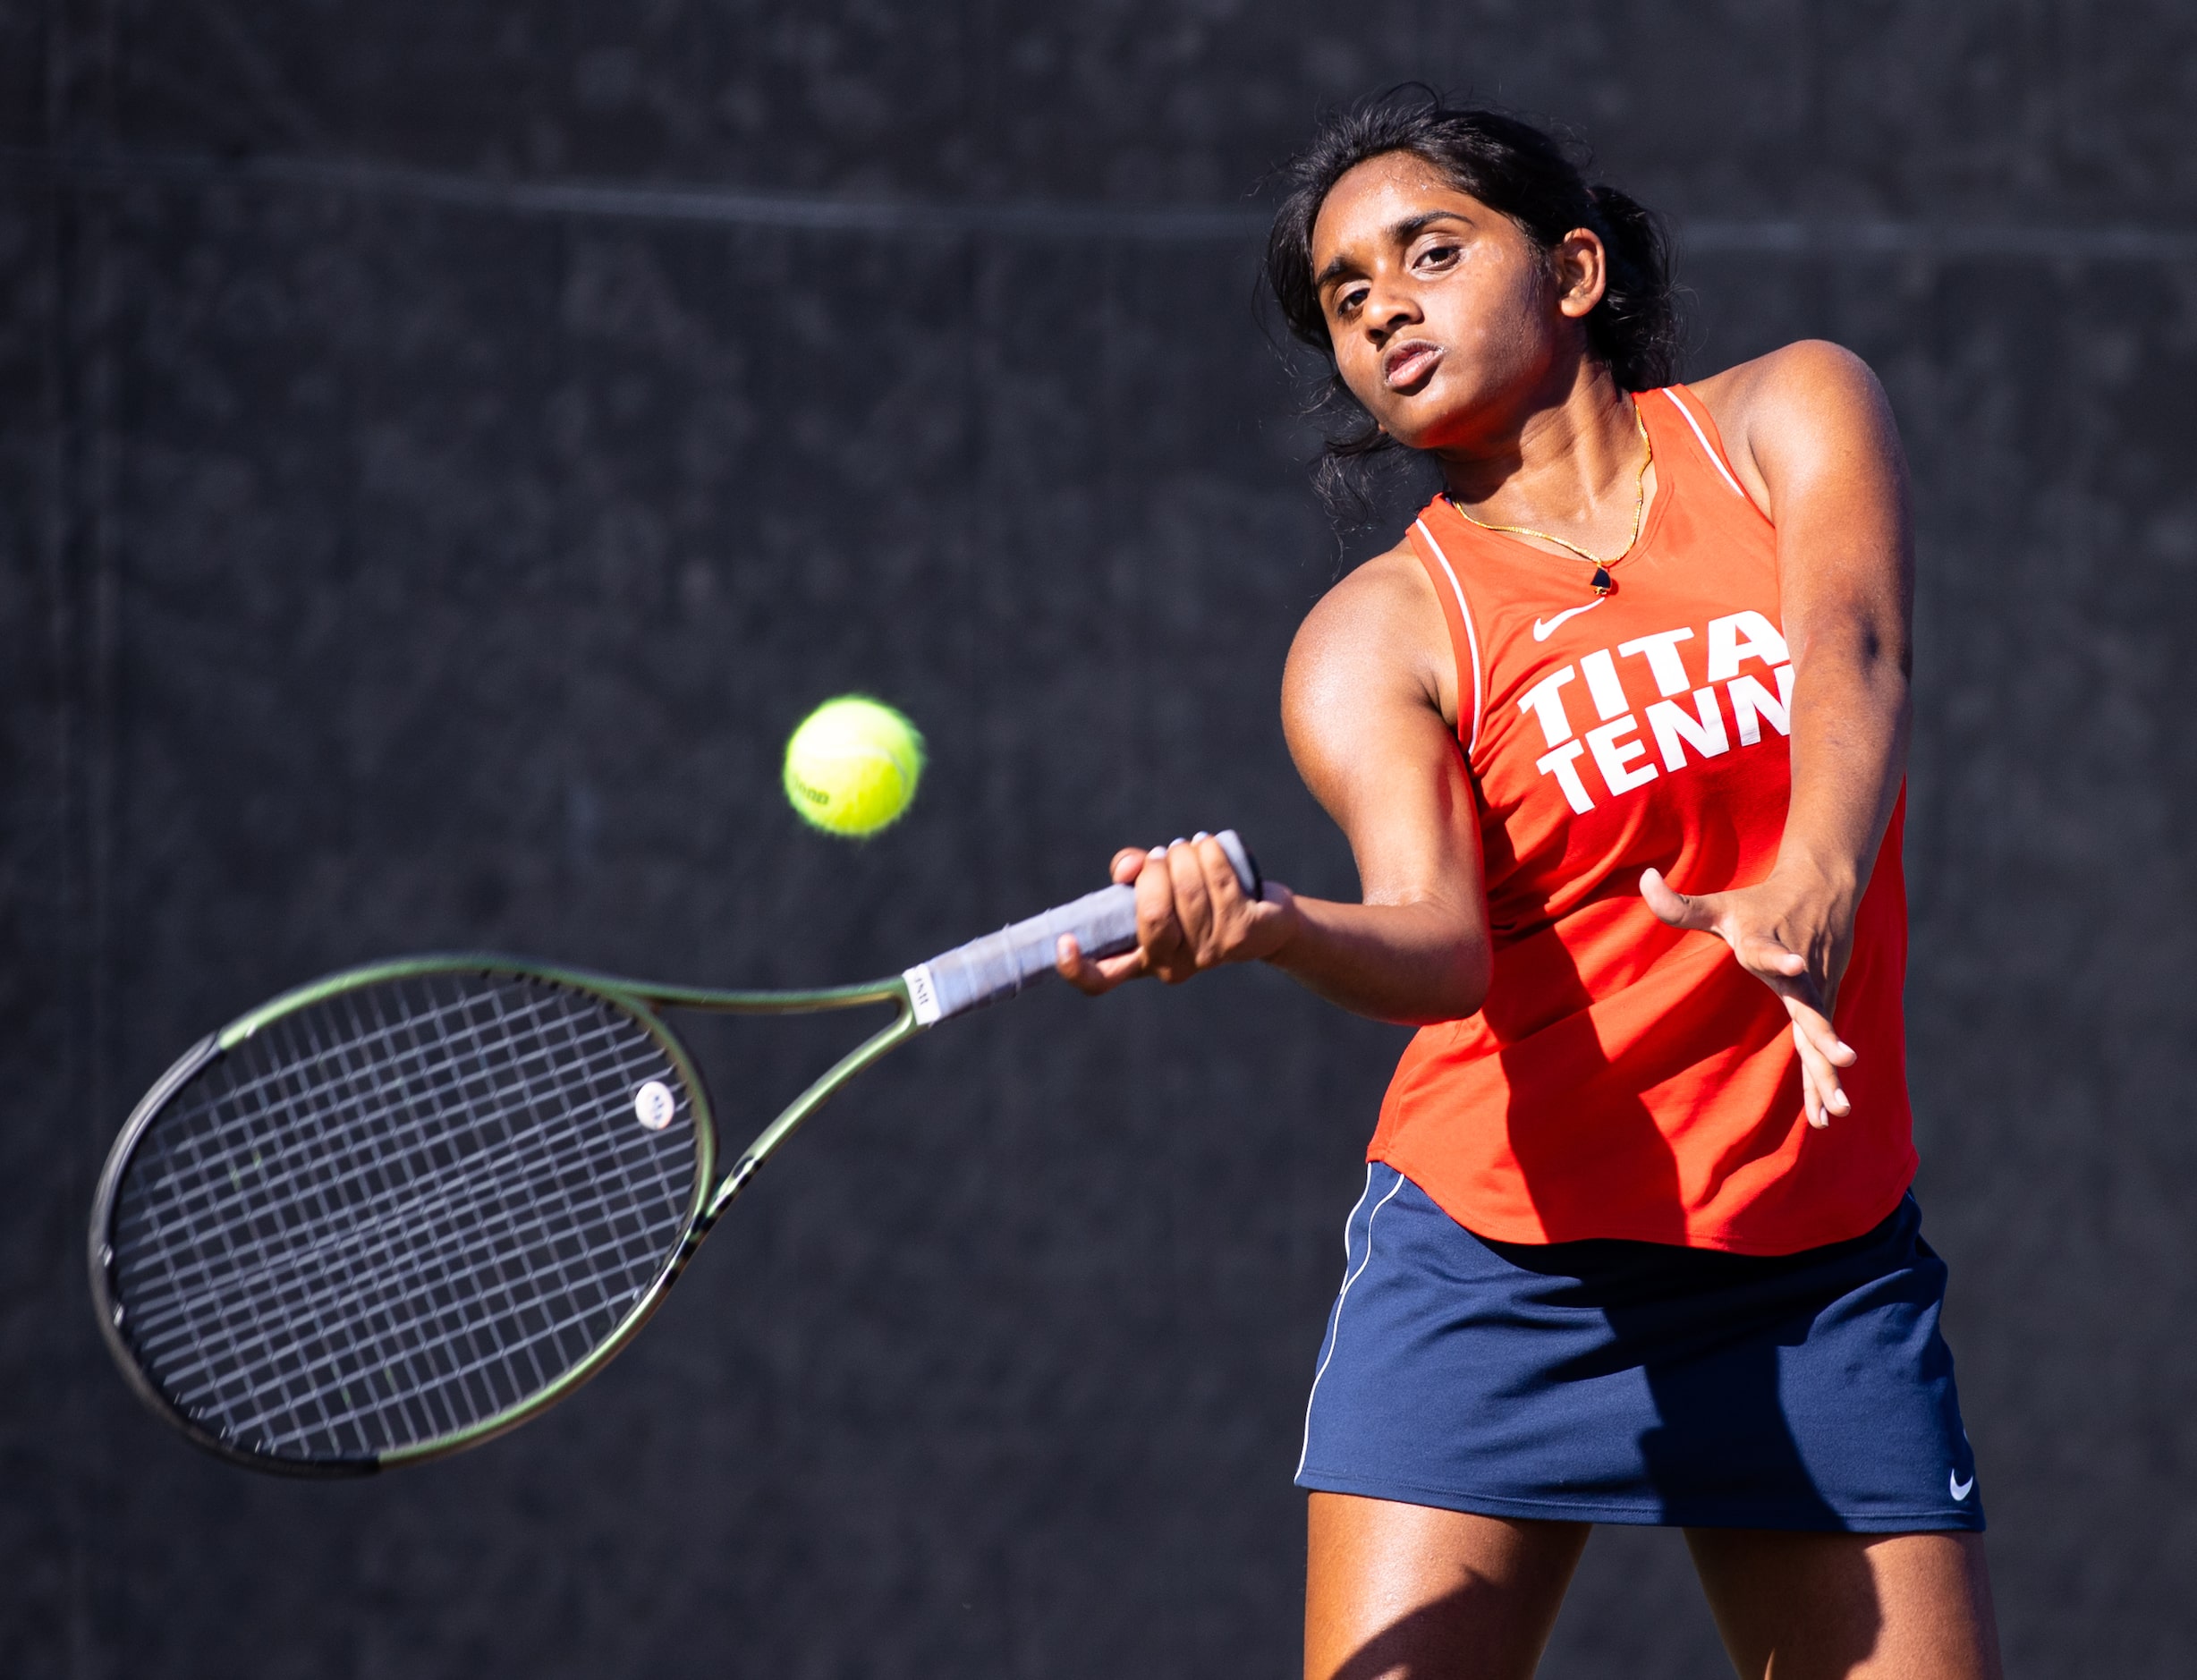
[783,696,925,837]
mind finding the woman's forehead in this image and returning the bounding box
[1311,154,1488,262]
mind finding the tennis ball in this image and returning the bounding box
[783,696,925,837]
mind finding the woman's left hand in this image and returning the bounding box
[1640,865,1858,1130]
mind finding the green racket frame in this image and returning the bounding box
[89,955,920,1475]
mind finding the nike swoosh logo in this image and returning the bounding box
[1950,1471,1974,1501]
[1532,599,1607,641]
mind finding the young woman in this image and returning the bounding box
[1055,97,2004,1679]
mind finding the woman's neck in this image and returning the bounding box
[1434,361,1648,550]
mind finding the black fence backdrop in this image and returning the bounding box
[4,4,2194,1676]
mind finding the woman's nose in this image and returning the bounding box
[1367,289,1419,335]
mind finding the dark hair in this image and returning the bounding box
[1266,89,1678,521]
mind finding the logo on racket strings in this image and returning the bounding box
[632,1081,678,1131]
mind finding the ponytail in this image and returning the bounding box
[1582,182,1677,392]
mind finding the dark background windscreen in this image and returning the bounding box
[4,4,2193,1676]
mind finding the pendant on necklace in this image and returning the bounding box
[1589,566,1615,596]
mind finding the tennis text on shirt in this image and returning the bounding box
[1373,385,1916,1255]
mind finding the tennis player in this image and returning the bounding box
[1057,95,2002,1678]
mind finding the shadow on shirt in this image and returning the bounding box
[1480,914,1841,1531]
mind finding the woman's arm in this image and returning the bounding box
[1055,551,1491,1026]
[1645,341,1915,1128]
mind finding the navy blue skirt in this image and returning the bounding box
[1296,1165,1982,1532]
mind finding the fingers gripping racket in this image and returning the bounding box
[89,834,1260,1477]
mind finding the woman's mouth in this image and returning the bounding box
[1382,341,1442,390]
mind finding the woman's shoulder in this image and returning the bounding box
[1687,339,1881,420]
[1292,543,1445,667]
[1307,540,1436,616]
[1284,541,1458,731]
[1680,342,1895,515]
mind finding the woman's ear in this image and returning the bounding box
[1551,229,1609,320]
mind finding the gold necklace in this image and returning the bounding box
[1447,402,1652,597]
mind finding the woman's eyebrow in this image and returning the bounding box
[1313,210,1472,291]
[1390,209,1470,242]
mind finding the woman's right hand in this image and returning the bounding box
[1055,833,1297,994]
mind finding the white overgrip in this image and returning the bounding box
[903,883,1136,1025]
[902,829,1260,1027]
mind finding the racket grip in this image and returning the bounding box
[903,830,1260,1026]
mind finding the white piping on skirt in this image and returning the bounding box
[1296,1166,1411,1481]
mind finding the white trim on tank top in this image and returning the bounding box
[1658,386,1750,501]
[1412,518,1486,758]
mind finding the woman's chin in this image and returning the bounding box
[1378,403,1469,454]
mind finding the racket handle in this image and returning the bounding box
[903,830,1260,1026]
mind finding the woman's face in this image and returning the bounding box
[1308,151,1606,453]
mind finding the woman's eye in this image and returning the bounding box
[1416,242,1459,269]
[1335,287,1368,316]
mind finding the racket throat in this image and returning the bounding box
[697,1154,764,1231]
[702,997,922,1225]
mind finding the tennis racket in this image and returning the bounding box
[89,832,1260,1477]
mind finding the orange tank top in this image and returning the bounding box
[1372,384,1916,1255]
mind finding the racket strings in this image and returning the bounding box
[124,988,654,1313]
[120,979,684,1455]
[138,1057,654,1438]
[247,979,681,1445]
[108,973,699,1463]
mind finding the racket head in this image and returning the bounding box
[88,957,717,1477]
